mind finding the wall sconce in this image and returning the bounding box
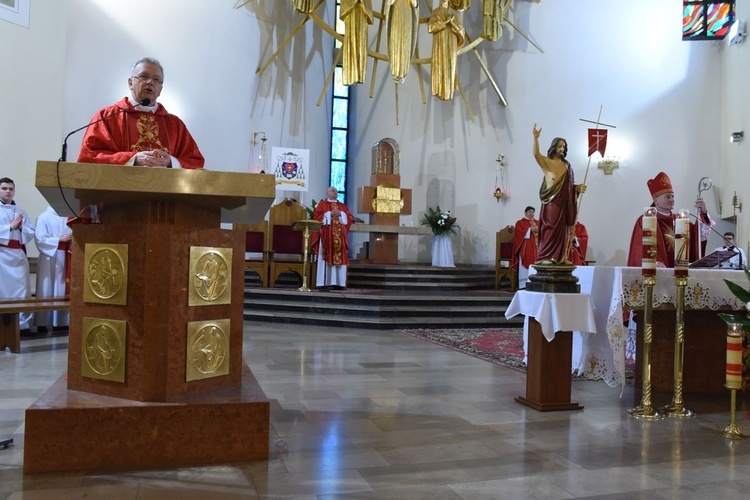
[598,156,620,175]
[730,131,744,143]
[732,191,742,214]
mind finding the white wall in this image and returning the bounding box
[722,0,750,250]
[0,0,67,257]
[2,0,740,264]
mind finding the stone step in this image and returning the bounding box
[242,264,517,330]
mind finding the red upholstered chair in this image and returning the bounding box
[268,198,309,287]
[233,222,269,288]
[495,225,516,291]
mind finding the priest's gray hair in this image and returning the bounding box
[131,57,164,80]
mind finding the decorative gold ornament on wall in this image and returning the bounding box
[84,243,128,305]
[81,317,127,383]
[186,319,231,382]
[236,0,543,121]
[597,156,620,175]
[189,246,233,306]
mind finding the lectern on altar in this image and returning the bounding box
[24,161,275,473]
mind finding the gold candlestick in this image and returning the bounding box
[291,219,322,292]
[660,275,695,418]
[721,322,746,439]
[628,275,663,420]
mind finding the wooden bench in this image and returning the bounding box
[0,297,70,353]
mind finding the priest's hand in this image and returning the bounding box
[134,150,172,168]
[695,197,707,215]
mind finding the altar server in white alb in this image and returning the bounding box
[34,206,73,330]
[0,177,35,331]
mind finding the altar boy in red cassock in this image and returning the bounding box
[627,171,713,268]
[311,187,353,290]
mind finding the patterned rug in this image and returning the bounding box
[400,327,527,373]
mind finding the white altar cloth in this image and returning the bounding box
[505,291,597,342]
[513,267,749,390]
[604,267,749,390]
[431,234,455,267]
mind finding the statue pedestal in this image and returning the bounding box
[527,262,580,293]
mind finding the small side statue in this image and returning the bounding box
[483,0,513,42]
[531,124,586,265]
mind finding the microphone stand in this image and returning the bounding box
[55,98,151,220]
[60,98,150,162]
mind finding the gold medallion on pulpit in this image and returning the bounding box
[83,243,128,305]
[186,319,230,381]
[188,246,232,306]
[371,183,404,216]
[81,317,126,383]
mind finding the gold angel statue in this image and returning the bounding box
[292,0,314,14]
[386,0,418,83]
[429,0,465,101]
[483,0,513,42]
[450,0,471,11]
[340,0,374,86]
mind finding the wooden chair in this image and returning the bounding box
[495,225,516,290]
[268,198,309,287]
[233,222,269,288]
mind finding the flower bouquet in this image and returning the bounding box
[718,267,750,392]
[421,206,459,236]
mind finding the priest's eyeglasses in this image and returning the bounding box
[133,74,163,85]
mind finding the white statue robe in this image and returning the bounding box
[0,201,35,329]
[34,206,71,327]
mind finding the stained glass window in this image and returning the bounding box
[683,1,735,40]
[328,2,348,203]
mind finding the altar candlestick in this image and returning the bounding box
[642,208,656,276]
[726,323,743,389]
[674,210,689,276]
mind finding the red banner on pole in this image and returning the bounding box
[587,129,608,157]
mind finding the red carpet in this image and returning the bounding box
[400,328,527,373]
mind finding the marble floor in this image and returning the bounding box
[2,322,750,499]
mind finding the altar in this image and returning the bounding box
[527,267,749,393]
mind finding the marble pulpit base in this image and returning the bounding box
[23,361,269,473]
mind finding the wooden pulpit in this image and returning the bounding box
[24,161,275,473]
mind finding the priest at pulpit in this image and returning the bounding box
[77,57,204,169]
[312,187,353,290]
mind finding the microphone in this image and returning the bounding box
[60,98,151,161]
[688,212,726,240]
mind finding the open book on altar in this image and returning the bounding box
[688,249,738,268]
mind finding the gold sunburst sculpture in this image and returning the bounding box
[235,1,542,122]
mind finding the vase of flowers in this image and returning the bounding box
[421,206,458,267]
[421,206,459,235]
[718,268,750,393]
